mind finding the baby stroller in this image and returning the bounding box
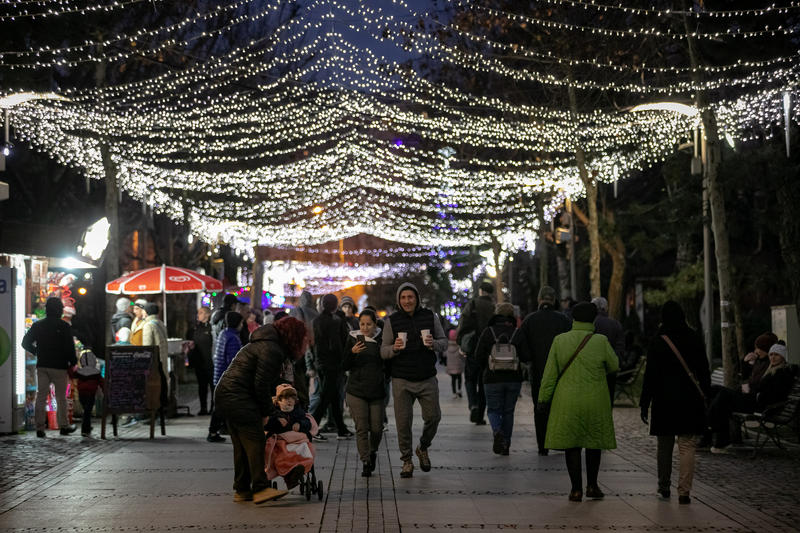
[265,414,324,501]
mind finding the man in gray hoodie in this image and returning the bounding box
[381,282,447,478]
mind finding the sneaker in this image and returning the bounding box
[233,491,253,502]
[382,423,389,432]
[657,489,671,500]
[207,433,226,443]
[284,465,305,490]
[710,445,731,454]
[253,487,289,504]
[362,463,371,477]
[36,430,46,438]
[415,446,431,472]
[59,425,77,435]
[81,432,91,438]
[337,430,354,440]
[492,432,504,455]
[679,495,691,505]
[585,486,604,499]
[120,417,138,428]
[312,433,328,442]
[400,461,414,478]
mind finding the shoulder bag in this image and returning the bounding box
[661,334,707,405]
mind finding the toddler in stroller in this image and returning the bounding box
[264,384,323,499]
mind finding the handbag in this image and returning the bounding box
[660,335,707,406]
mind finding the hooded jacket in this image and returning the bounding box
[289,290,319,329]
[213,325,290,424]
[342,327,386,400]
[513,302,572,385]
[22,312,77,370]
[474,314,525,384]
[380,282,448,381]
[312,309,349,371]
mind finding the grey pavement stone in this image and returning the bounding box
[0,368,797,532]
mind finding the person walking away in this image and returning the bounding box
[342,309,386,477]
[445,329,464,399]
[381,282,447,478]
[456,281,495,425]
[214,317,309,504]
[591,297,625,402]
[208,311,244,442]
[513,286,571,456]
[311,294,353,439]
[187,306,214,415]
[290,290,321,435]
[639,301,710,504]
[474,303,524,455]
[538,302,619,502]
[211,293,239,353]
[21,297,78,437]
[72,350,104,437]
[110,297,132,339]
[129,299,148,345]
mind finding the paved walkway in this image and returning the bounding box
[1,369,798,532]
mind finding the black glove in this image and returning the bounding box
[640,408,648,425]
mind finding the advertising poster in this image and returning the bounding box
[0,267,15,432]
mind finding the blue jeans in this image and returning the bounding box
[484,381,522,442]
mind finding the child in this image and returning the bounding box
[73,350,104,437]
[264,384,311,489]
[445,329,464,399]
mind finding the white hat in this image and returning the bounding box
[768,344,787,359]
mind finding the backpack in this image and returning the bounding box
[488,328,519,372]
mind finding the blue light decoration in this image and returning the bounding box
[393,138,403,147]
[200,293,213,307]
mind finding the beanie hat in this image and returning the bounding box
[144,302,159,316]
[591,296,609,313]
[273,383,298,402]
[448,329,457,341]
[768,343,787,359]
[134,299,147,310]
[495,302,515,317]
[339,295,356,310]
[322,293,338,313]
[572,302,598,323]
[116,297,132,313]
[755,332,779,352]
[116,327,131,343]
[537,286,556,303]
[225,310,243,329]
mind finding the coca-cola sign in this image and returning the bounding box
[168,275,191,283]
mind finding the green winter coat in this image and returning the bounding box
[538,321,619,450]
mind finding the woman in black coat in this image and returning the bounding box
[342,309,386,477]
[640,301,710,505]
[214,317,308,505]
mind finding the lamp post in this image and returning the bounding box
[630,102,713,365]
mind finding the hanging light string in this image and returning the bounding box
[0,0,160,21]
[539,0,800,18]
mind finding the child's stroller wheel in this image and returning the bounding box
[317,480,324,501]
[299,479,305,494]
[305,483,312,501]
[272,481,278,489]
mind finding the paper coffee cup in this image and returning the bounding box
[421,329,431,339]
[398,332,407,348]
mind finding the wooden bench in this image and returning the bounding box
[614,356,646,406]
[733,371,800,457]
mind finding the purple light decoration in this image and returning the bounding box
[394,139,403,147]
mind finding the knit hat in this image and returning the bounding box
[768,344,787,359]
[144,302,159,316]
[273,383,298,401]
[116,327,131,343]
[116,297,132,313]
[572,302,598,323]
[340,295,356,311]
[537,286,556,304]
[591,296,608,313]
[755,332,779,352]
[495,302,515,317]
[322,293,338,313]
[448,329,457,341]
[133,299,148,310]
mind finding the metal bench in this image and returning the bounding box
[614,356,646,406]
[733,372,800,457]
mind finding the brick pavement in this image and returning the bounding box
[0,370,798,532]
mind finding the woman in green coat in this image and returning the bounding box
[538,302,619,502]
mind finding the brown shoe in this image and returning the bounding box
[233,491,253,502]
[400,461,414,478]
[585,486,604,499]
[415,446,431,472]
[253,487,289,504]
[568,490,583,502]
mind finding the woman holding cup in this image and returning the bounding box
[342,309,387,477]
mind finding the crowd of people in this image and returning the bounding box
[20,279,796,507]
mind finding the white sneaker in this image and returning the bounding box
[710,445,731,454]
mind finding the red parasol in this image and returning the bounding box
[105,265,222,294]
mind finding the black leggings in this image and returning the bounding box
[565,448,602,492]
[450,374,462,393]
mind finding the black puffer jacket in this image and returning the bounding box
[312,311,349,371]
[213,325,289,424]
[342,330,385,401]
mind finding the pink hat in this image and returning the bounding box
[273,383,298,401]
[448,329,457,341]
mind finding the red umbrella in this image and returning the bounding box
[105,265,222,294]
[105,265,223,327]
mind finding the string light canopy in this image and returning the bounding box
[2,0,799,254]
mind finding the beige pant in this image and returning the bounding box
[35,367,69,430]
[657,434,697,497]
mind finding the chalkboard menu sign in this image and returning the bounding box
[106,346,159,413]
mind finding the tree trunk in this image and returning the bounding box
[251,258,264,311]
[683,10,738,385]
[536,199,549,291]
[567,85,601,298]
[491,237,504,302]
